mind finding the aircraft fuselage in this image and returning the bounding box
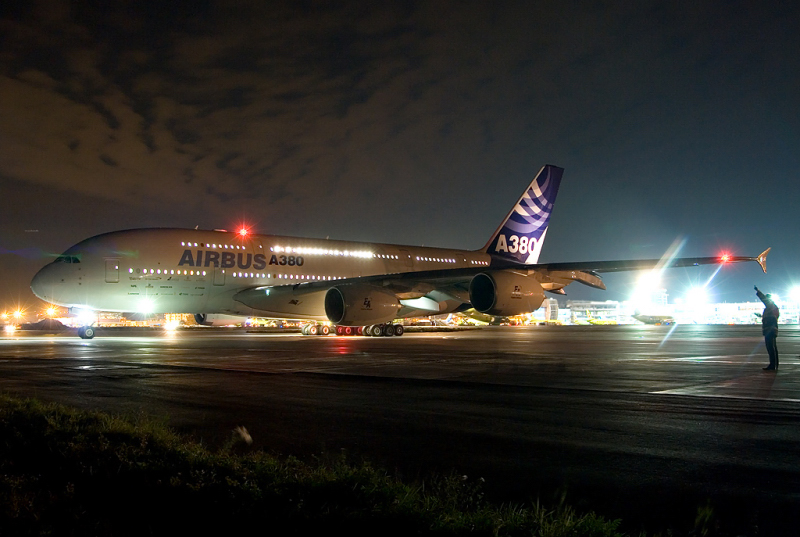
[31,228,491,319]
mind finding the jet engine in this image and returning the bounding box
[469,271,546,316]
[324,284,401,326]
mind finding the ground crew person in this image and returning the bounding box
[755,286,779,370]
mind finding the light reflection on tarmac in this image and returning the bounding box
[1,324,799,532]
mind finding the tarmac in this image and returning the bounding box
[1,324,799,534]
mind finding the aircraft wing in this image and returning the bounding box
[232,248,770,320]
[508,248,770,274]
[242,247,770,298]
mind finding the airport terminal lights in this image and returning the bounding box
[557,295,800,325]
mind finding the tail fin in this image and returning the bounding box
[482,164,563,264]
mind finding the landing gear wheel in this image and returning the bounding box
[78,326,95,339]
[382,324,395,337]
[301,324,310,335]
[393,324,404,336]
[356,326,364,336]
[370,324,383,337]
[308,324,319,335]
[336,325,345,335]
[320,325,331,335]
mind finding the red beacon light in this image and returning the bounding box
[720,253,731,263]
[238,227,249,237]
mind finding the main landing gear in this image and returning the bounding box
[301,323,404,337]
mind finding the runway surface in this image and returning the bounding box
[2,324,799,533]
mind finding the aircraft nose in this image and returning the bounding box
[30,264,54,302]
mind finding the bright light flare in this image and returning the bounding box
[46,306,57,317]
[4,325,16,334]
[236,222,252,238]
[73,309,97,327]
[720,253,731,263]
[790,287,800,304]
[164,319,181,331]
[631,269,663,308]
[687,286,708,304]
[137,299,155,315]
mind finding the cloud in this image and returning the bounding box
[1,1,797,263]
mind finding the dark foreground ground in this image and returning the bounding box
[1,324,799,535]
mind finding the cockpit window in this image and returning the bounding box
[54,255,81,264]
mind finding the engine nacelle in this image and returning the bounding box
[469,271,546,316]
[324,284,401,326]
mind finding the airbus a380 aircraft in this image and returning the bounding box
[31,165,769,338]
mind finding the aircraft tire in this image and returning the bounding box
[393,324,404,336]
[382,324,395,337]
[356,326,364,336]
[370,324,383,337]
[320,325,331,335]
[308,324,318,336]
[78,326,95,339]
[335,325,345,335]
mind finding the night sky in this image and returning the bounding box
[2,1,798,314]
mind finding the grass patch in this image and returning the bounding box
[0,394,630,536]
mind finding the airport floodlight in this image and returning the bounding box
[73,309,97,327]
[137,299,155,315]
[46,306,57,317]
[637,270,661,290]
[13,310,23,319]
[687,287,708,304]
[790,287,800,304]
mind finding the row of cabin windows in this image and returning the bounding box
[128,268,343,281]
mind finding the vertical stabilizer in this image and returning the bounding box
[482,165,563,264]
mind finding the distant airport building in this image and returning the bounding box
[566,300,622,324]
[544,298,559,322]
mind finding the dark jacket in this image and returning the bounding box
[757,290,779,336]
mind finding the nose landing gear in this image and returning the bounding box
[77,326,96,339]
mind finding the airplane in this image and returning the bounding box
[30,165,770,339]
[632,312,676,325]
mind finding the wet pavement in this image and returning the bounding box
[1,324,799,534]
